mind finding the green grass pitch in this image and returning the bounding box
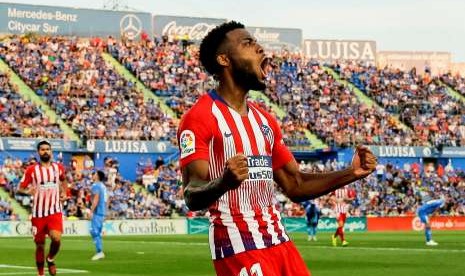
[0,231,463,275]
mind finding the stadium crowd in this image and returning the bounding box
[281,159,465,217]
[0,36,177,142]
[334,62,465,147]
[1,154,463,220]
[109,37,456,148]
[0,155,187,220]
[2,35,464,148]
[0,197,15,221]
[264,57,415,147]
[441,73,465,97]
[109,37,312,148]
[108,35,214,117]
[0,34,464,221]
[0,71,63,138]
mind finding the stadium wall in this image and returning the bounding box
[3,217,464,237]
[153,15,226,43]
[0,219,188,236]
[92,152,176,181]
[0,2,152,39]
[2,138,465,181]
[377,51,451,75]
[367,216,465,231]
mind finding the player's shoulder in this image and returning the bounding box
[179,93,215,125]
[91,182,100,191]
[249,100,283,131]
[54,162,65,169]
[248,100,275,120]
[25,164,37,173]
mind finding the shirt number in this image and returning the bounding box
[238,263,263,276]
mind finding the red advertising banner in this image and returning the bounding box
[367,216,465,231]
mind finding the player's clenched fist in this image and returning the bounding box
[351,145,377,178]
[221,154,249,190]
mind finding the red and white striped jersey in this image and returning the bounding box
[178,91,294,260]
[332,187,353,214]
[19,162,65,218]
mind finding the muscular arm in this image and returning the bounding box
[274,161,358,202]
[182,160,227,211]
[182,155,248,211]
[17,169,34,195]
[17,186,34,195]
[274,146,377,202]
[60,179,68,199]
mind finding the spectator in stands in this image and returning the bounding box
[335,61,465,147]
[0,72,63,138]
[1,36,177,142]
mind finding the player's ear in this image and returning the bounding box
[216,54,229,67]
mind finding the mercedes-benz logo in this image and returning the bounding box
[120,14,142,40]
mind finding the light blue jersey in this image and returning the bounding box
[417,198,445,244]
[90,181,107,254]
[91,181,107,216]
[417,199,444,224]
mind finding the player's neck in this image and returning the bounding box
[216,79,248,115]
[40,161,52,167]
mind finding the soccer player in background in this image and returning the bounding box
[304,200,320,241]
[417,193,445,246]
[89,170,107,260]
[331,186,355,247]
[18,140,67,276]
[178,21,378,276]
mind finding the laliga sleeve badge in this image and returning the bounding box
[180,130,196,159]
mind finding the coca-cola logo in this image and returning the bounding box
[162,21,217,41]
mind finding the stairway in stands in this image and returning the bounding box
[248,90,328,150]
[101,52,178,118]
[324,66,412,132]
[0,59,81,143]
[106,50,327,150]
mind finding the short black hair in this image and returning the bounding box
[199,21,245,75]
[96,170,106,182]
[36,140,51,151]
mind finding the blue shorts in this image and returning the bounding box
[417,199,444,224]
[90,214,105,236]
[418,211,429,224]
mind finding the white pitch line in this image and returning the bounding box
[0,264,88,274]
[302,245,465,253]
[67,239,465,253]
[68,239,209,246]
[0,272,35,275]
[0,272,87,275]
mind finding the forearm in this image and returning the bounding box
[90,196,99,213]
[291,167,358,201]
[184,177,227,211]
[90,204,97,213]
[17,187,30,195]
[60,181,67,195]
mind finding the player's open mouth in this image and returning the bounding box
[260,57,271,80]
